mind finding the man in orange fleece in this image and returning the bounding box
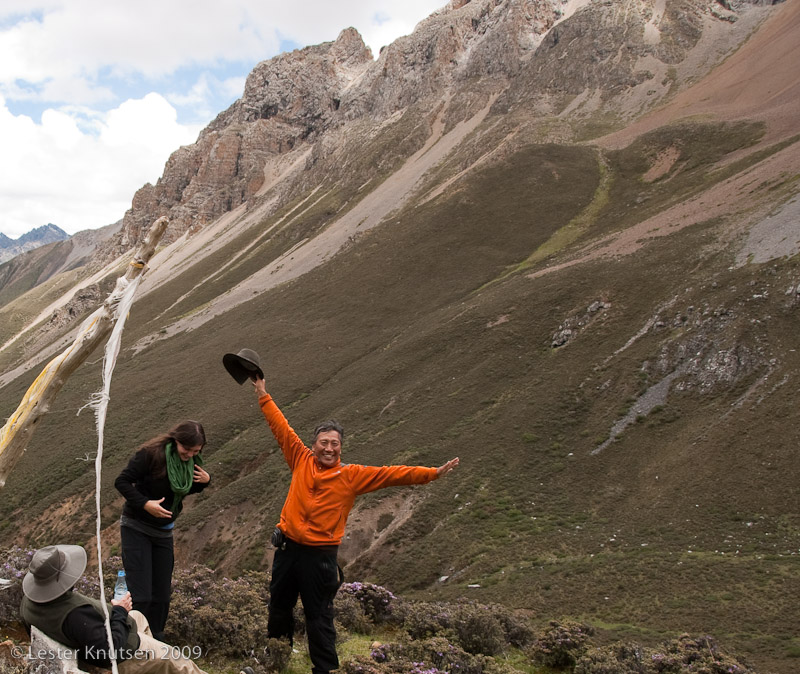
[251,375,458,674]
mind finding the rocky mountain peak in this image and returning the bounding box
[214,26,373,131]
[0,223,69,264]
[15,223,68,245]
[100,0,780,262]
[105,28,375,258]
[101,0,570,258]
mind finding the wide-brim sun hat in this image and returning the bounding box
[22,545,87,603]
[222,348,264,385]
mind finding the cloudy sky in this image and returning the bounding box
[0,0,447,239]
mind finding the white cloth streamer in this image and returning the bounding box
[85,274,143,674]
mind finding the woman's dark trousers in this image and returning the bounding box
[120,524,174,641]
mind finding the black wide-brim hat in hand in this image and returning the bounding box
[222,348,264,385]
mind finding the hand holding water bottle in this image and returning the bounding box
[112,570,132,611]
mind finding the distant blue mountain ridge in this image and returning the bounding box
[0,224,69,263]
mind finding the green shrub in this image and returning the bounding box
[245,637,293,673]
[166,564,270,658]
[337,582,398,625]
[574,634,756,674]
[531,619,594,668]
[334,591,372,633]
[397,600,525,656]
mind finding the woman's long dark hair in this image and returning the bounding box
[139,420,206,478]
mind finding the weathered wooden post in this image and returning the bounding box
[0,216,169,487]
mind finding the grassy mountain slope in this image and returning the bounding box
[1,3,799,673]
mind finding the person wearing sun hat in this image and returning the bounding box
[19,544,211,673]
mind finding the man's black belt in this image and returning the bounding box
[271,527,338,554]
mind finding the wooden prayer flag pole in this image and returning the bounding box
[0,216,169,487]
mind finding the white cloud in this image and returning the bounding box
[0,1,447,238]
[0,1,448,100]
[0,94,200,237]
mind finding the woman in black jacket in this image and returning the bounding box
[114,420,210,640]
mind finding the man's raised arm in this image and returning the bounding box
[252,375,308,470]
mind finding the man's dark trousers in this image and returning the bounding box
[268,539,343,674]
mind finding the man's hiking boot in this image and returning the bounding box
[239,667,255,674]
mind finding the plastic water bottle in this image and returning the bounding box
[113,570,128,600]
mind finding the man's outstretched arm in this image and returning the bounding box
[350,456,460,495]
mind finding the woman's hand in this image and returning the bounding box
[436,457,460,477]
[143,498,172,518]
[193,465,210,484]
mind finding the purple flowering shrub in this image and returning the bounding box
[395,600,451,640]
[345,635,529,674]
[397,600,532,656]
[531,619,595,669]
[100,555,124,590]
[448,604,506,656]
[343,654,450,674]
[337,581,398,625]
[574,642,651,674]
[334,591,372,633]
[574,634,755,674]
[2,550,754,674]
[658,634,755,674]
[166,564,272,659]
[0,547,33,624]
[340,660,385,674]
[370,636,488,674]
[491,605,536,649]
[68,555,124,601]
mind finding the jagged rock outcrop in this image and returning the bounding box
[340,0,562,123]
[107,28,373,257]
[506,0,711,109]
[33,284,102,335]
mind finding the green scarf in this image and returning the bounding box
[165,440,202,515]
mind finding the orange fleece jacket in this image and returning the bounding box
[260,394,438,546]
